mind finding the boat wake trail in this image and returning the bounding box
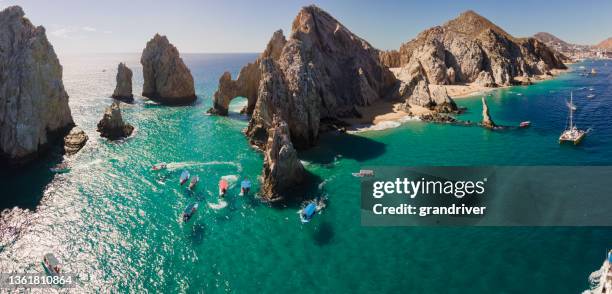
[166,161,241,171]
[208,200,228,210]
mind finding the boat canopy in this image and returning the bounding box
[44,253,60,266]
[304,203,317,218]
[608,250,612,263]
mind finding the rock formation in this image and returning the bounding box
[208,30,286,116]
[481,97,496,129]
[64,127,88,155]
[381,11,566,86]
[212,5,398,149]
[97,102,134,140]
[261,116,305,202]
[111,62,134,102]
[211,5,399,200]
[0,6,74,165]
[141,34,196,105]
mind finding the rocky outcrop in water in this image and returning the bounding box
[261,116,305,202]
[112,62,134,102]
[211,5,398,200]
[64,127,88,155]
[208,30,286,116]
[381,10,566,86]
[481,97,496,129]
[0,6,74,165]
[213,5,397,149]
[97,102,134,140]
[141,34,196,105]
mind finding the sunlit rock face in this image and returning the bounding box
[141,34,196,105]
[0,6,74,165]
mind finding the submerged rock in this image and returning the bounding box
[141,34,196,105]
[481,97,496,129]
[64,127,88,155]
[0,6,74,165]
[112,62,134,102]
[97,102,134,140]
[261,117,305,202]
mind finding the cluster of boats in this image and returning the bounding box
[151,163,252,223]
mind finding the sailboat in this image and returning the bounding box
[559,92,586,145]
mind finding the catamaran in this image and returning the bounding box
[559,92,586,145]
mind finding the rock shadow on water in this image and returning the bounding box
[299,132,387,165]
[311,221,335,246]
[267,171,323,209]
[0,146,65,210]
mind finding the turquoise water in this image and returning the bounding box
[1,54,611,293]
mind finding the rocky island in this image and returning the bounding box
[97,102,134,140]
[141,34,196,105]
[112,62,134,103]
[209,5,402,200]
[0,6,74,165]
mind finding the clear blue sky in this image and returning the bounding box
[3,0,611,54]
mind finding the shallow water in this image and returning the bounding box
[1,54,611,293]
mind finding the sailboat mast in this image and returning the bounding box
[570,92,574,128]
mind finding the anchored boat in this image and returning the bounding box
[183,202,199,223]
[43,253,62,276]
[352,169,374,177]
[559,92,586,145]
[189,175,199,190]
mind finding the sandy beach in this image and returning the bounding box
[347,68,569,132]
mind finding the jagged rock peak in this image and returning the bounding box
[261,116,305,202]
[444,10,512,39]
[0,5,74,165]
[481,97,496,129]
[141,34,196,105]
[97,102,134,140]
[112,62,134,102]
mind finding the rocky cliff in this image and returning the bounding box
[261,116,305,202]
[97,102,134,140]
[0,6,74,165]
[212,5,397,149]
[211,5,398,200]
[381,11,566,87]
[141,34,196,105]
[112,62,134,102]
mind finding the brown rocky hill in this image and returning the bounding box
[595,37,612,50]
[380,10,566,87]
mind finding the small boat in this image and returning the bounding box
[590,68,597,75]
[516,93,523,96]
[352,169,375,177]
[219,179,229,197]
[587,94,595,99]
[50,163,70,173]
[151,163,167,171]
[43,253,61,276]
[299,202,317,223]
[182,202,199,223]
[179,170,190,185]
[519,121,531,128]
[589,88,595,91]
[189,175,199,190]
[559,92,587,145]
[240,179,251,196]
